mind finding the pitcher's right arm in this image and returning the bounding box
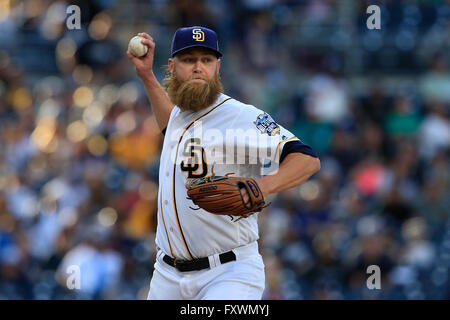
[127,32,174,132]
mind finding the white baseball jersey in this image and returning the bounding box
[155,93,300,260]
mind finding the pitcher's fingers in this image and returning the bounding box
[141,38,155,49]
[138,33,153,41]
[126,51,139,61]
[240,189,250,204]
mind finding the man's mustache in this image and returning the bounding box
[187,75,208,81]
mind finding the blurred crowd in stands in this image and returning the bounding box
[0,0,448,299]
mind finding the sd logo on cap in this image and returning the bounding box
[192,28,205,42]
[171,26,222,58]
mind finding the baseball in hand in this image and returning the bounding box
[128,36,148,57]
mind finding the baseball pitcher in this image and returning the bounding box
[127,26,320,300]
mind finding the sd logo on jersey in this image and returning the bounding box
[254,113,280,136]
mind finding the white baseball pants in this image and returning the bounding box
[147,241,265,300]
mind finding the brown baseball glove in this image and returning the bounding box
[186,173,268,219]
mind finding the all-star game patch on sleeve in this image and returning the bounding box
[253,112,281,137]
[253,111,318,162]
[229,104,316,166]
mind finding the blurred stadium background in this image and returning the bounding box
[0,0,449,300]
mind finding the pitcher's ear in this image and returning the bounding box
[168,58,174,74]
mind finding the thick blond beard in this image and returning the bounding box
[163,67,223,112]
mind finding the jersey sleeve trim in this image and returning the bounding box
[275,137,299,161]
[279,140,318,163]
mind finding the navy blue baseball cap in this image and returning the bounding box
[171,26,222,58]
